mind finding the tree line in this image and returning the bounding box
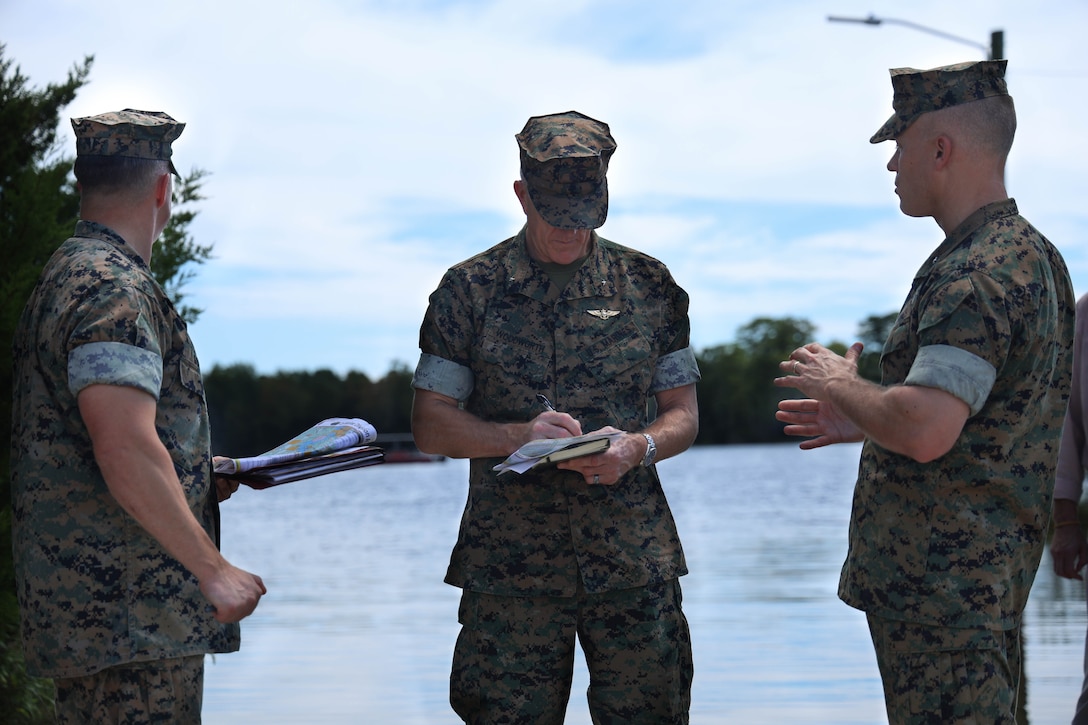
[204,312,897,457]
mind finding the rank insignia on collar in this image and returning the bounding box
[587,309,620,319]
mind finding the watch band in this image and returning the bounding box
[641,433,657,467]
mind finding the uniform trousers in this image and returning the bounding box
[451,578,692,724]
[867,613,1021,725]
[53,654,204,724]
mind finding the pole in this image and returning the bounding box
[990,30,1004,60]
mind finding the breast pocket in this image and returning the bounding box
[476,318,552,410]
[178,354,204,399]
[156,349,211,484]
[577,322,654,426]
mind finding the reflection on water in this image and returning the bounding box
[204,443,1085,724]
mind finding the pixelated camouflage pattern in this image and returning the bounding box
[417,227,698,597]
[871,60,1009,143]
[54,655,204,723]
[10,220,238,678]
[72,108,184,174]
[516,111,616,230]
[69,341,163,394]
[839,199,1075,630]
[868,615,1021,724]
[654,347,701,393]
[451,581,692,724]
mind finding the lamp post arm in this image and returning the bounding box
[827,14,1001,59]
[880,17,990,56]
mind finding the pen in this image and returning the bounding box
[536,394,557,412]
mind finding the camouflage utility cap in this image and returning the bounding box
[516,110,616,229]
[72,109,185,175]
[870,60,1009,143]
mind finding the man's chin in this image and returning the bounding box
[897,199,926,218]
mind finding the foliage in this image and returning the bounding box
[695,317,816,444]
[204,364,415,455]
[152,167,214,324]
[0,43,93,724]
[855,311,899,382]
[0,46,90,501]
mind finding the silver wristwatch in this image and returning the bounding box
[641,433,657,467]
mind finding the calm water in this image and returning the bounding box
[204,443,1086,724]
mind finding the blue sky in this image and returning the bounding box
[4,0,1088,379]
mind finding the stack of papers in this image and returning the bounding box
[493,431,625,474]
[215,417,384,489]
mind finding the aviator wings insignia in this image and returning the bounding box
[586,309,620,320]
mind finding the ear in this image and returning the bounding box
[154,172,171,208]
[513,179,531,214]
[933,135,953,170]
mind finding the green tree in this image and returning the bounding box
[735,316,817,440]
[855,311,899,382]
[368,364,415,434]
[696,316,817,443]
[204,363,263,453]
[0,46,90,505]
[694,341,747,444]
[203,363,418,458]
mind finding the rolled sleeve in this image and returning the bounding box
[904,344,995,416]
[68,341,163,399]
[651,346,701,394]
[412,352,475,402]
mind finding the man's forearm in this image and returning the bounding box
[824,377,968,462]
[642,385,699,463]
[412,390,533,459]
[96,440,230,583]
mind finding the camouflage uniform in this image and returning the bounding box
[836,60,1076,723]
[414,221,699,721]
[840,206,1072,722]
[839,199,1073,720]
[417,226,696,594]
[53,655,205,724]
[10,220,239,679]
[839,197,1074,627]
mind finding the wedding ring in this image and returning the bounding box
[593,474,600,484]
[794,361,801,374]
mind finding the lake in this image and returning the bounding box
[203,442,1086,724]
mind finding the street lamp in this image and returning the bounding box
[828,14,1004,60]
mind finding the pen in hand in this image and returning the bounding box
[536,394,583,437]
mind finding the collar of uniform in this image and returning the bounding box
[503,226,617,301]
[565,234,617,300]
[73,219,147,268]
[913,198,1020,281]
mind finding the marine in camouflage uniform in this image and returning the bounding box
[775,62,1074,724]
[412,111,700,724]
[10,109,265,723]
